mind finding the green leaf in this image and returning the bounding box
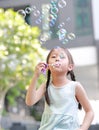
[0,8,47,109]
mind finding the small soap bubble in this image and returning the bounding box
[17,9,26,18]
[33,10,40,17]
[42,6,49,13]
[40,33,49,42]
[31,5,36,11]
[49,14,55,21]
[52,0,58,2]
[51,7,59,14]
[67,33,76,40]
[58,0,67,8]
[25,7,32,14]
[49,31,53,35]
[43,24,49,30]
[62,38,69,44]
[52,13,57,20]
[51,0,56,6]
[59,53,65,59]
[57,28,67,40]
[49,14,57,27]
[40,36,46,42]
[66,17,71,22]
[58,22,65,29]
[45,5,50,10]
[49,19,56,27]
[35,17,42,24]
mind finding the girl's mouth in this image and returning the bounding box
[53,63,61,67]
[49,62,61,67]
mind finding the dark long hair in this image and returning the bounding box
[45,47,82,110]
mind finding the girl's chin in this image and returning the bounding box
[51,67,63,72]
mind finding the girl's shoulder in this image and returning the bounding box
[69,80,80,87]
[71,81,82,87]
[70,81,83,93]
[75,81,84,89]
[75,81,87,95]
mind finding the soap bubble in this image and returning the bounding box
[58,22,65,29]
[43,24,49,30]
[31,6,36,11]
[25,7,32,14]
[42,5,50,13]
[40,33,50,43]
[17,9,26,18]
[50,21,55,27]
[66,17,71,22]
[52,0,58,2]
[35,16,42,24]
[33,10,40,17]
[62,38,69,44]
[49,13,57,21]
[57,28,67,40]
[58,0,67,8]
[49,14,57,27]
[51,6,59,14]
[67,33,76,40]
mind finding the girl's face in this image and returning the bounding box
[47,48,73,73]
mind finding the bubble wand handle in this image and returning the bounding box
[41,64,48,75]
[41,63,59,74]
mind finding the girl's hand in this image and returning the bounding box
[34,62,47,77]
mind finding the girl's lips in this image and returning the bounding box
[48,63,61,67]
[52,62,61,67]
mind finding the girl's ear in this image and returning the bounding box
[68,64,74,71]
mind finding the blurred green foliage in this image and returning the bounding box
[0,8,47,106]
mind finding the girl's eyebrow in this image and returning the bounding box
[50,52,57,55]
[51,53,56,55]
[50,54,57,57]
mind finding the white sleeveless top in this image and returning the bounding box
[39,81,80,130]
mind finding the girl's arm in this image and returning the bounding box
[76,82,94,130]
[25,62,46,106]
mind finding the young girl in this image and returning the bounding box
[25,47,94,130]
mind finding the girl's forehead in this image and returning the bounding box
[50,48,66,54]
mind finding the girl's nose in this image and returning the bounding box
[55,56,60,61]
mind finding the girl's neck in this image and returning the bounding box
[51,74,69,87]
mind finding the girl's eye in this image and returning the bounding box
[51,55,56,58]
[52,56,56,58]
